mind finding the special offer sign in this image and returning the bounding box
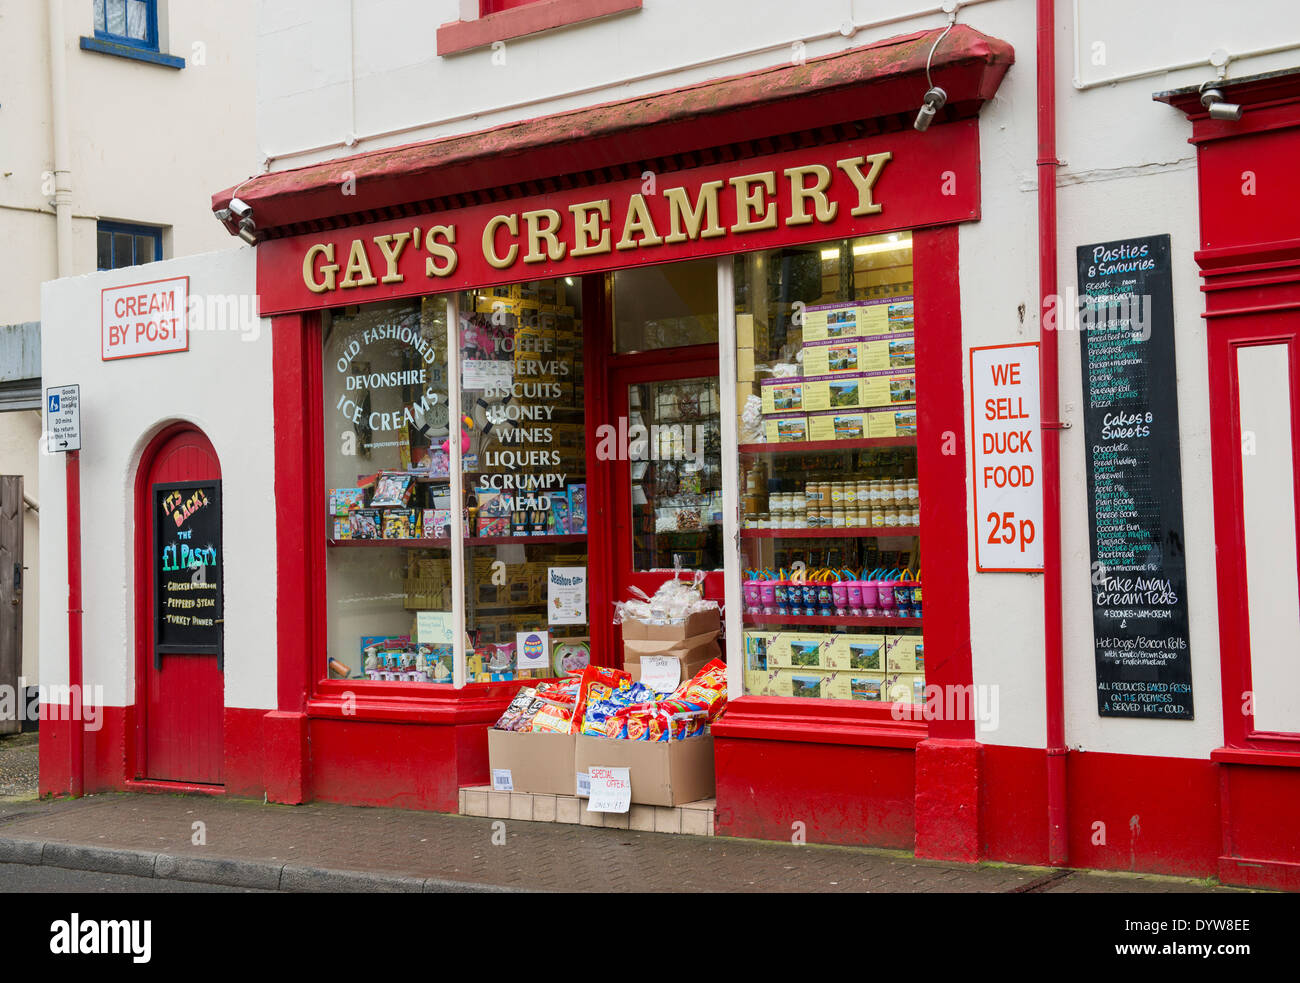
[970,343,1044,572]
[101,276,188,361]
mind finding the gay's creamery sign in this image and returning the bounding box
[255,121,980,316]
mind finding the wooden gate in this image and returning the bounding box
[0,475,23,735]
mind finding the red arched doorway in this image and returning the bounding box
[133,424,225,785]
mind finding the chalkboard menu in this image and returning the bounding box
[1077,235,1192,718]
[153,481,223,668]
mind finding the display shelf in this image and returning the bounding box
[328,537,450,548]
[464,534,588,546]
[743,613,922,628]
[738,437,916,455]
[327,534,588,548]
[740,526,919,539]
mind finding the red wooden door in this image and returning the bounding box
[608,347,725,612]
[137,427,224,784]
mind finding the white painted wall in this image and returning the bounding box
[2,0,259,687]
[957,0,1300,758]
[0,0,259,323]
[38,247,276,711]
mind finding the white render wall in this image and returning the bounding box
[38,247,276,711]
[0,0,259,324]
[262,1,1299,755]
[959,0,1300,757]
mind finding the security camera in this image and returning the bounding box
[914,86,947,132]
[213,207,232,223]
[1200,88,1242,121]
[228,197,253,219]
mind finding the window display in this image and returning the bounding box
[627,377,724,572]
[456,279,591,682]
[733,233,925,704]
[323,299,454,683]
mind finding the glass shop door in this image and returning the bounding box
[608,353,726,610]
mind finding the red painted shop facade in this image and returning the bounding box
[39,22,1300,889]
[236,27,1006,855]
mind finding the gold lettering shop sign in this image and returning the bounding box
[254,122,981,315]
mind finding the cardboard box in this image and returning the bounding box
[839,633,887,671]
[619,608,720,643]
[736,313,756,348]
[575,734,715,807]
[623,631,720,689]
[807,406,918,441]
[736,381,758,416]
[883,671,925,705]
[886,634,922,672]
[801,300,893,342]
[737,347,755,381]
[744,668,778,696]
[742,630,775,670]
[772,632,845,669]
[622,633,720,663]
[628,654,712,689]
[763,415,809,442]
[487,729,577,796]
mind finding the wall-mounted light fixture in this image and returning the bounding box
[1200,85,1242,121]
[914,1,958,133]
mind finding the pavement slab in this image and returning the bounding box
[0,791,1252,893]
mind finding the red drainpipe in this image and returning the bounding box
[66,449,85,797]
[1037,0,1068,865]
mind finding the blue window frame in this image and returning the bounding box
[97,221,162,271]
[94,0,158,51]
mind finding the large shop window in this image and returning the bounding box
[456,280,592,681]
[323,299,455,683]
[734,232,924,704]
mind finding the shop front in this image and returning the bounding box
[206,25,1011,851]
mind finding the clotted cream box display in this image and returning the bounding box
[760,374,879,415]
[883,671,927,705]
[833,633,888,672]
[750,668,893,701]
[762,415,809,442]
[807,405,917,440]
[886,634,924,672]
[799,296,914,342]
[801,334,915,376]
[768,632,848,670]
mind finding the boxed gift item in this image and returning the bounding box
[762,415,809,443]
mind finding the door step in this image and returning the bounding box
[459,786,715,835]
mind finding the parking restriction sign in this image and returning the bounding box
[45,384,81,452]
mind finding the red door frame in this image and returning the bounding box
[1208,321,1300,752]
[131,422,225,787]
[607,344,725,614]
[1157,72,1300,757]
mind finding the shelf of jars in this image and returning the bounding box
[741,526,919,539]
